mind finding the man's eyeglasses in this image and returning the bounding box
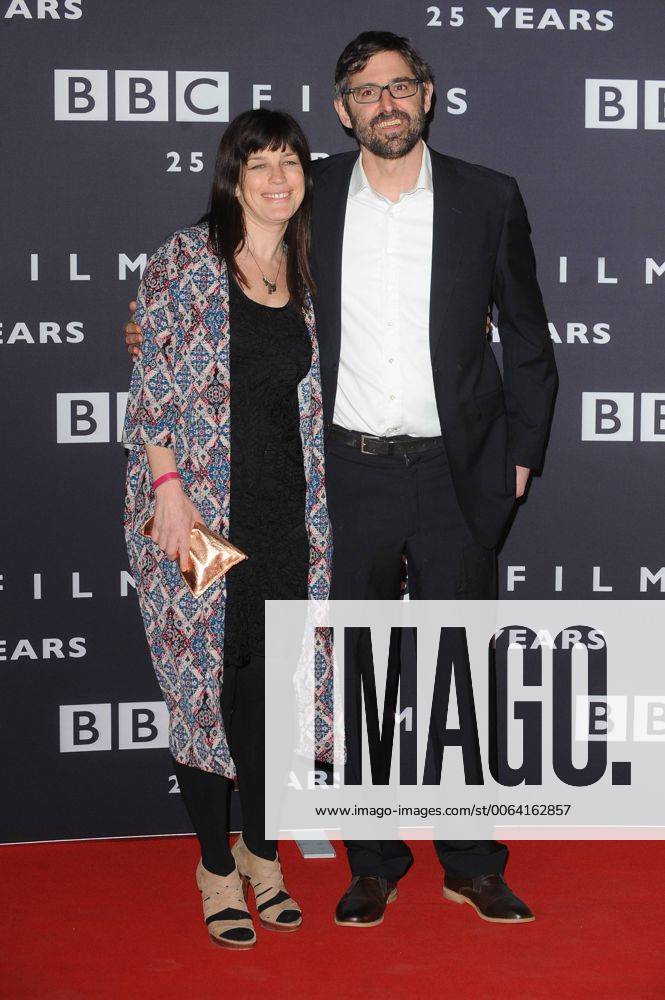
[342,78,422,105]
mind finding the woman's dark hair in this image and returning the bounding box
[207,109,315,305]
[334,31,434,105]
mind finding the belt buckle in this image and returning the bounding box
[360,433,383,455]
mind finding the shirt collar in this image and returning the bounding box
[348,141,433,200]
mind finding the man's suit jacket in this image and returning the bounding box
[309,147,558,549]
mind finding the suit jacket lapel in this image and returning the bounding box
[429,149,467,361]
[312,154,356,370]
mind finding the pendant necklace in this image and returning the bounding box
[246,240,285,295]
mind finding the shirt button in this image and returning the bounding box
[386,247,394,254]
[389,394,396,401]
[388,357,394,364]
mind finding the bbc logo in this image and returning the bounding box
[56,392,127,443]
[54,70,229,122]
[585,80,665,130]
[582,393,665,441]
[59,702,169,752]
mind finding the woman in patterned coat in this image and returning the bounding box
[123,110,332,949]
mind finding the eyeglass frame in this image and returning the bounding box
[341,77,423,105]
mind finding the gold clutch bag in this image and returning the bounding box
[142,517,248,597]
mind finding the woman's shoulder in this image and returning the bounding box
[141,222,218,297]
[150,221,213,267]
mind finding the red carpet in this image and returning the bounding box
[3,838,664,999]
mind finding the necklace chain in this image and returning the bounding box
[245,240,285,295]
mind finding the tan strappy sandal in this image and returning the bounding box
[231,834,302,931]
[195,860,257,948]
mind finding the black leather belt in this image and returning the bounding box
[330,424,443,456]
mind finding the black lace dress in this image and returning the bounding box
[223,276,312,667]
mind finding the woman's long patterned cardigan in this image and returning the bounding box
[123,224,333,777]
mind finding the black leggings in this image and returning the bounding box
[173,654,275,876]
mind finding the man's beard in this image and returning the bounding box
[349,104,426,160]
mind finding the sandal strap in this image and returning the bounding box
[195,861,254,936]
[206,914,254,940]
[255,885,301,923]
[232,836,301,924]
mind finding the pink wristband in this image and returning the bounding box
[153,472,180,491]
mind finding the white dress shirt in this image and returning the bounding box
[334,141,441,438]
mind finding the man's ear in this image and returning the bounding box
[334,97,353,130]
[422,81,434,115]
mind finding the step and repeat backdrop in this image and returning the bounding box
[1,1,663,843]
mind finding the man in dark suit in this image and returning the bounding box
[125,29,557,930]
[310,31,557,927]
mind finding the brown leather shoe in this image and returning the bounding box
[334,876,398,927]
[443,874,534,923]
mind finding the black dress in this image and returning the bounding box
[223,276,312,667]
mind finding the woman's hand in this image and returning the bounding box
[150,480,202,572]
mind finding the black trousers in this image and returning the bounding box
[173,655,275,876]
[325,438,508,881]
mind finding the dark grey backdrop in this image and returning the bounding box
[1,1,663,843]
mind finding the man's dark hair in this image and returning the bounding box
[334,30,434,104]
[207,108,314,306]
